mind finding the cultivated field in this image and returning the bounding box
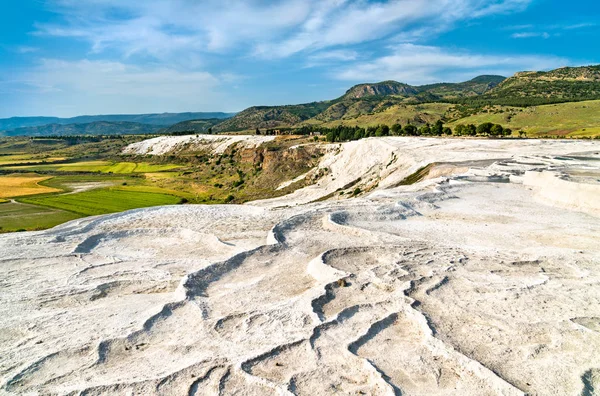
[6,160,180,173]
[0,201,80,233]
[20,188,183,216]
[0,174,62,198]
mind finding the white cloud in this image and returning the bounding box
[16,46,39,54]
[512,32,550,39]
[5,59,239,116]
[37,0,534,60]
[507,21,596,39]
[335,43,569,84]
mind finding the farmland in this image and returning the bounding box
[0,174,62,198]
[0,201,80,233]
[20,189,182,216]
[0,136,189,231]
[6,160,181,173]
[0,134,319,232]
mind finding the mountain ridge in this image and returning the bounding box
[1,121,164,137]
[0,112,236,131]
[214,65,600,132]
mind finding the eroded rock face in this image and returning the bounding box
[1,138,600,395]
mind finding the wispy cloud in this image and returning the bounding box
[36,0,535,60]
[512,32,550,39]
[509,21,596,39]
[16,46,39,54]
[4,59,237,116]
[335,43,569,84]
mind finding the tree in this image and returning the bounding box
[433,120,444,136]
[255,128,261,135]
[443,127,452,135]
[503,128,512,137]
[476,122,494,135]
[403,124,417,136]
[208,127,213,135]
[391,123,402,136]
[375,125,390,137]
[490,124,504,137]
[326,131,336,142]
[454,124,465,136]
[353,129,365,140]
[419,125,431,136]
[465,124,477,136]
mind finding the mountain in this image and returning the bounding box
[161,118,225,134]
[342,81,418,99]
[214,66,600,132]
[215,75,506,131]
[476,65,600,105]
[1,121,163,137]
[416,75,505,98]
[0,112,235,131]
[213,103,332,132]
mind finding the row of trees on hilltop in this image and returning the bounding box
[292,121,515,142]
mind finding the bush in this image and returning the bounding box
[225,195,235,203]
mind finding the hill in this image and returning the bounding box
[213,102,332,132]
[449,100,600,137]
[0,112,235,131]
[474,65,600,106]
[214,66,600,134]
[2,121,163,137]
[217,75,506,131]
[342,81,418,99]
[161,118,226,134]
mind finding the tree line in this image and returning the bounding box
[290,120,515,143]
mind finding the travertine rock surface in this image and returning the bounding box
[1,137,599,395]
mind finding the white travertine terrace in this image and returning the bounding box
[1,137,599,395]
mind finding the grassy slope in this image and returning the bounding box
[305,103,453,128]
[449,100,600,137]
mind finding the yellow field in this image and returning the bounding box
[0,154,66,165]
[0,174,62,198]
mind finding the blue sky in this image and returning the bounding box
[0,0,598,118]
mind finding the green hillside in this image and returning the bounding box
[449,100,600,137]
[214,65,600,134]
[161,118,224,134]
[470,65,600,106]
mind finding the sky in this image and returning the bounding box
[0,0,598,118]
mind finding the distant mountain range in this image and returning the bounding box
[1,121,165,137]
[2,65,600,137]
[214,65,600,132]
[213,75,506,132]
[0,112,235,134]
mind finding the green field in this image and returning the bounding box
[19,189,183,216]
[449,100,600,137]
[0,201,81,233]
[7,161,181,173]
